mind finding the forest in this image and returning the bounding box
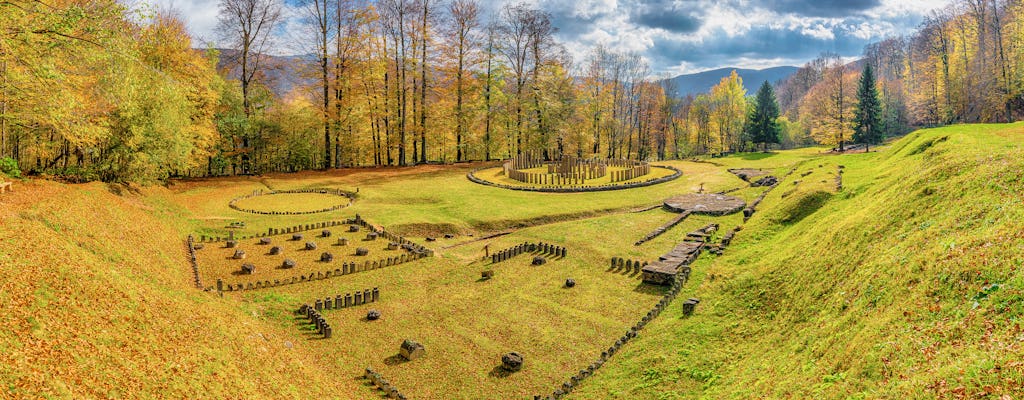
[1,0,1022,182]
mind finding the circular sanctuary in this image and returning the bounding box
[663,193,746,215]
[229,188,352,215]
[468,152,681,192]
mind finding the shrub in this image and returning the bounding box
[0,157,21,178]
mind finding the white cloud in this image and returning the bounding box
[137,0,956,75]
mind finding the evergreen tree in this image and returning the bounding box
[853,64,884,152]
[746,81,781,152]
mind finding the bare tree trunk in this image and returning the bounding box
[419,0,429,163]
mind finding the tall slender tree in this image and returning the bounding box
[447,0,480,162]
[853,64,884,152]
[746,81,782,152]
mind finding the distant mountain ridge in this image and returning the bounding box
[664,66,799,97]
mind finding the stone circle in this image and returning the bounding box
[663,193,747,215]
[228,188,352,215]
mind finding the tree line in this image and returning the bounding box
[1,0,1021,182]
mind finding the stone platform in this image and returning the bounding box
[663,193,746,215]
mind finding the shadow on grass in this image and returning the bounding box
[736,152,777,161]
[384,354,410,366]
[488,366,516,378]
[632,283,666,295]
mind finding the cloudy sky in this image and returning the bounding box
[145,0,953,76]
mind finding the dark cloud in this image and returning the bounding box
[760,0,882,17]
[647,24,868,70]
[630,0,703,33]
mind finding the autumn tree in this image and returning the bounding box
[446,0,480,162]
[708,70,746,153]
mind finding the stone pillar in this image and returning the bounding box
[345,293,353,307]
[372,287,380,302]
[315,299,323,311]
[354,291,363,305]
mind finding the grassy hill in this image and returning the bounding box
[572,123,1024,399]
[1,123,1021,399]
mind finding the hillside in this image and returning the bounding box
[0,182,364,398]
[665,66,799,96]
[572,123,1024,398]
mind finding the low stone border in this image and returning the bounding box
[467,165,682,193]
[836,165,844,191]
[228,188,352,215]
[198,220,351,243]
[634,211,691,246]
[608,257,647,277]
[303,288,379,311]
[490,242,566,264]
[297,304,332,338]
[186,235,202,288]
[363,368,408,399]
[216,251,428,292]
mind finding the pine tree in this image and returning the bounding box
[853,64,883,152]
[746,81,781,152]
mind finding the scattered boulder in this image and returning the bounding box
[258,238,271,245]
[367,309,381,321]
[399,339,425,361]
[425,237,437,242]
[565,278,576,288]
[305,242,318,250]
[365,232,378,241]
[321,230,331,237]
[282,259,297,269]
[481,270,494,280]
[443,233,455,239]
[269,246,282,255]
[225,240,238,248]
[320,252,334,262]
[532,256,547,266]
[355,247,369,256]
[337,238,348,246]
[291,234,304,241]
[348,225,360,232]
[501,352,524,372]
[193,243,204,250]
[232,250,246,260]
[241,263,255,274]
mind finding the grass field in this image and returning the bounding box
[230,192,351,213]
[2,124,1022,399]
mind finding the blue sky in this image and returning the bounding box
[144,0,952,76]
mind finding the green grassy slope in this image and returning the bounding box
[572,123,1024,399]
